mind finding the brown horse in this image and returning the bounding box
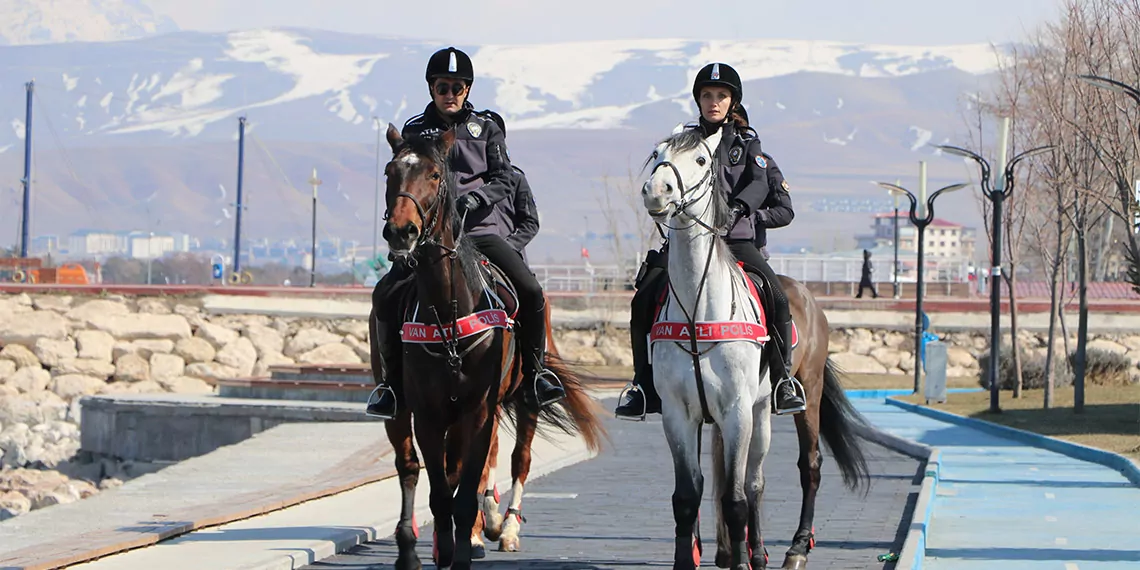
[376,124,606,570]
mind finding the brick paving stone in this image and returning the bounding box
[304,398,920,569]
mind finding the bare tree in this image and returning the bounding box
[595,166,660,285]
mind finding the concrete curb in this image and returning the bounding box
[237,436,600,570]
[885,397,1140,487]
[851,420,941,570]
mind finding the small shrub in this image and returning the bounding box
[977,345,1073,390]
[1069,348,1136,387]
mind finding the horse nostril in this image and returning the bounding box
[382,223,394,241]
[665,183,674,193]
[405,223,419,238]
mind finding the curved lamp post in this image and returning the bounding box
[935,139,1053,412]
[875,180,969,394]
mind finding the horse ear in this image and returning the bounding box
[440,128,457,154]
[386,123,402,152]
[671,122,686,135]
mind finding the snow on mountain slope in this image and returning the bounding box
[0,0,177,45]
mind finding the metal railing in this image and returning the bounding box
[531,255,973,293]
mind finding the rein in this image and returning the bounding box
[650,137,735,424]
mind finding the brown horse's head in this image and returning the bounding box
[382,123,457,257]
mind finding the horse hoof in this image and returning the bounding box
[395,551,422,570]
[483,516,504,541]
[471,543,486,559]
[715,549,731,568]
[781,554,807,569]
[498,536,520,552]
[451,562,472,570]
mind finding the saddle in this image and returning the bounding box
[392,255,521,345]
[649,262,798,353]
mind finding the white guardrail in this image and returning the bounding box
[532,255,974,293]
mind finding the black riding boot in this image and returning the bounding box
[520,306,565,408]
[365,313,404,419]
[770,316,806,415]
[615,266,665,419]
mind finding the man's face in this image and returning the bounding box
[431,78,469,116]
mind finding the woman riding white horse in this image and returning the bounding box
[639,61,805,570]
[617,62,806,420]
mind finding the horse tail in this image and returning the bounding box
[819,357,871,492]
[503,352,608,455]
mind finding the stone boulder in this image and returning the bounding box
[64,299,130,326]
[53,359,116,379]
[215,338,257,376]
[0,311,69,348]
[1,344,39,369]
[297,343,362,365]
[91,314,191,341]
[76,330,115,362]
[34,338,77,368]
[149,353,186,381]
[6,367,51,394]
[831,352,887,374]
[49,375,107,400]
[285,329,344,357]
[113,354,150,383]
[195,322,239,348]
[174,337,215,364]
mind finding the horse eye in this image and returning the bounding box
[430,172,441,181]
[696,157,707,166]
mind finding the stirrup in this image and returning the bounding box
[616,383,647,422]
[533,367,565,407]
[364,384,397,420]
[772,376,807,416]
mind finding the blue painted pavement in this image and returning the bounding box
[853,398,1140,570]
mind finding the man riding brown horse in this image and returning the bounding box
[366,47,565,419]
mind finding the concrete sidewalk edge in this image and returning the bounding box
[885,397,1140,487]
[235,437,601,570]
[852,415,941,570]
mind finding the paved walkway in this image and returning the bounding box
[305,397,921,569]
[853,399,1140,570]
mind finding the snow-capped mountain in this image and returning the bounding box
[0,0,177,46]
[0,28,1005,260]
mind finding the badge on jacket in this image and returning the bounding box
[466,121,483,138]
[781,180,790,192]
[729,147,742,165]
[755,155,767,169]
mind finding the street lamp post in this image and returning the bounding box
[372,116,382,264]
[308,168,322,288]
[936,128,1053,413]
[892,184,901,299]
[875,179,969,394]
[146,232,155,285]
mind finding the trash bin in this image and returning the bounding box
[924,340,948,404]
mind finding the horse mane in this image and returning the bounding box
[393,132,484,296]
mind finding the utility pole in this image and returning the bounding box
[373,116,382,262]
[308,168,322,288]
[20,80,34,258]
[233,116,247,278]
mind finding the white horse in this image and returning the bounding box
[641,126,773,570]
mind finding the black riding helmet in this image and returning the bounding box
[692,62,743,107]
[426,47,474,84]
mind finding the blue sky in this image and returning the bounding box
[145,0,1064,46]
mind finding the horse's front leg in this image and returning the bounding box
[413,416,453,569]
[712,425,732,569]
[747,395,774,569]
[663,406,704,570]
[451,407,496,570]
[386,409,423,570]
[717,403,756,570]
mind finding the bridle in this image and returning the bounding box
[645,138,720,235]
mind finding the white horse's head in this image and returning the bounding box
[641,126,723,227]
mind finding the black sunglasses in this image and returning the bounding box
[434,82,466,96]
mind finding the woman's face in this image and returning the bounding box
[700,86,733,123]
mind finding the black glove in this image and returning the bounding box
[457,193,483,216]
[730,202,747,224]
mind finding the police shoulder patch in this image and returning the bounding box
[781,180,790,192]
[729,147,742,165]
[755,155,767,169]
[466,120,483,138]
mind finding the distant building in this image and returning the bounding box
[68,230,128,257]
[127,232,176,259]
[857,212,976,261]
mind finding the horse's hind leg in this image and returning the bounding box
[663,410,703,570]
[499,406,538,552]
[386,410,422,570]
[784,395,822,570]
[746,398,773,569]
[479,414,503,543]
